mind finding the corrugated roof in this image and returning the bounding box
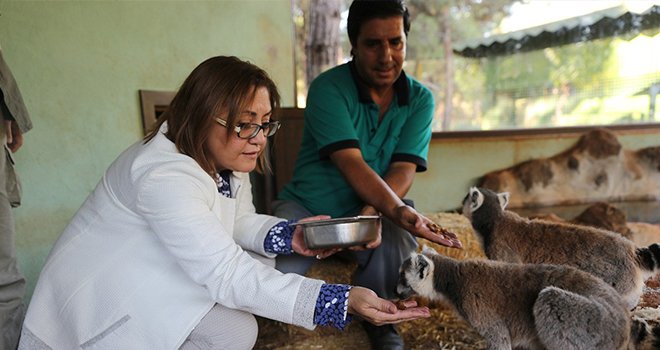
[454,4,660,58]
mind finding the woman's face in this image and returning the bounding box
[207,86,271,173]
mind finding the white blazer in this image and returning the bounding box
[20,124,323,349]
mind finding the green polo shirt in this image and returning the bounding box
[278,61,434,218]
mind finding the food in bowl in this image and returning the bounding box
[296,216,380,249]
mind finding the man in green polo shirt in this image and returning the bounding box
[275,1,462,348]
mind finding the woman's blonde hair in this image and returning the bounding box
[144,56,280,178]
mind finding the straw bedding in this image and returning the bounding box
[254,212,659,349]
[254,213,487,350]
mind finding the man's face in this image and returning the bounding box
[352,16,406,90]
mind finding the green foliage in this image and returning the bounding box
[406,0,514,60]
[402,0,655,130]
[294,0,658,129]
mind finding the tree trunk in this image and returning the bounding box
[305,0,341,89]
[441,5,454,131]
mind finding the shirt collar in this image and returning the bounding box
[348,60,410,106]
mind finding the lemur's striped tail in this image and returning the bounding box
[630,308,660,350]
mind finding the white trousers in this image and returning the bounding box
[179,251,274,350]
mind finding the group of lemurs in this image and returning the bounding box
[397,187,660,350]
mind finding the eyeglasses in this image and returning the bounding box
[214,118,281,139]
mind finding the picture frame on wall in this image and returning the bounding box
[138,90,175,135]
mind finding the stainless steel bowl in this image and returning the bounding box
[298,216,380,249]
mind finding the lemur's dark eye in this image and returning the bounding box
[417,256,429,279]
[399,270,410,287]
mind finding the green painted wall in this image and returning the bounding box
[2,1,659,304]
[0,0,296,300]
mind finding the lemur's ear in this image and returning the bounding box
[497,192,510,209]
[468,187,484,211]
[421,245,439,256]
[416,254,430,280]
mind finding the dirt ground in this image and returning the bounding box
[254,259,489,350]
[254,302,486,350]
[253,213,660,350]
[254,213,488,350]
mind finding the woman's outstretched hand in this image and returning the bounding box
[347,287,430,326]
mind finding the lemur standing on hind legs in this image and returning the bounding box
[396,247,630,350]
[462,186,660,310]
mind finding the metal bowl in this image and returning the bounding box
[298,216,381,249]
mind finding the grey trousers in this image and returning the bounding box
[273,200,418,299]
[0,125,26,350]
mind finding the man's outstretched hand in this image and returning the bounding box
[393,205,463,248]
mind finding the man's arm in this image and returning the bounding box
[359,161,416,217]
[329,148,461,247]
[330,148,406,219]
[382,161,416,198]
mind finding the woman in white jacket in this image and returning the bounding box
[18,56,431,350]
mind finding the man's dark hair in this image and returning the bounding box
[347,0,411,47]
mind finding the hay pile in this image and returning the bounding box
[254,213,487,350]
[254,212,660,349]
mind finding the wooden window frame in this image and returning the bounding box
[431,122,660,141]
[138,90,176,135]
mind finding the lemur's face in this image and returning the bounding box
[462,187,510,220]
[462,187,484,220]
[396,253,434,299]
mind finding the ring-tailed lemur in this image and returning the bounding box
[396,247,630,350]
[462,186,660,310]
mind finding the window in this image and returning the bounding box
[293,0,660,132]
